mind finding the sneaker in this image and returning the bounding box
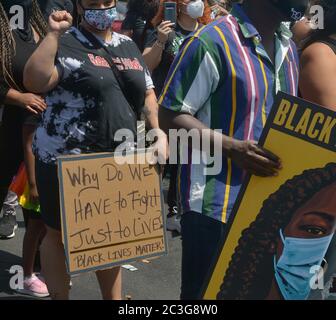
[166,207,181,234]
[0,210,18,239]
[16,274,49,298]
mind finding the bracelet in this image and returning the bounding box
[154,40,166,49]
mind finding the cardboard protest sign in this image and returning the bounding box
[203,92,336,300]
[57,151,167,275]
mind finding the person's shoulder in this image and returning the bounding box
[300,41,336,91]
[193,15,239,45]
[301,41,336,69]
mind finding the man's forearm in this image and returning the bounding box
[159,106,234,156]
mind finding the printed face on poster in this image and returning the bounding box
[203,92,336,300]
[57,151,167,275]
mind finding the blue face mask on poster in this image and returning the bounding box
[274,229,333,300]
[82,6,118,31]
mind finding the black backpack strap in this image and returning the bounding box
[79,26,140,118]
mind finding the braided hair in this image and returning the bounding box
[217,163,336,300]
[30,0,48,38]
[0,2,16,87]
[0,0,47,88]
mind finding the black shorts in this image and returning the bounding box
[35,160,61,231]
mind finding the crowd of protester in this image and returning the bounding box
[0,0,335,300]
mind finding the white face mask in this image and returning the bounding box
[186,0,204,19]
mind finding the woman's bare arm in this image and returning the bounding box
[300,42,336,111]
[23,11,73,93]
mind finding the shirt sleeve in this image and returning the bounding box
[144,68,154,90]
[128,40,155,91]
[159,35,221,115]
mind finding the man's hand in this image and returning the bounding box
[48,10,73,35]
[18,93,47,114]
[147,128,169,169]
[229,140,282,177]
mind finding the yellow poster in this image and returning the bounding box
[203,92,336,300]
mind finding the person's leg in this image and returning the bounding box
[180,211,226,300]
[35,160,69,299]
[166,164,181,233]
[34,226,47,271]
[22,209,46,277]
[95,267,122,300]
[167,164,178,210]
[40,226,70,299]
[15,208,49,297]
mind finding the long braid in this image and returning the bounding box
[0,1,47,89]
[0,3,16,88]
[30,0,48,38]
[217,163,336,300]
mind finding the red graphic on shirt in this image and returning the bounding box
[88,54,110,68]
[112,57,144,71]
[88,54,144,72]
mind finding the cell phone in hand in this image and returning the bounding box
[164,2,177,26]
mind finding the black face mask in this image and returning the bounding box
[270,0,310,21]
[2,0,33,30]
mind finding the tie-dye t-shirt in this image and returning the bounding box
[33,27,154,164]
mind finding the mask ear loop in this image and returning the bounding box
[274,229,285,267]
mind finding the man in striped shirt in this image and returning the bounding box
[159,0,309,299]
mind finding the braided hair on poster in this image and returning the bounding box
[217,163,336,300]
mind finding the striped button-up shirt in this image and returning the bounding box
[159,4,299,223]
